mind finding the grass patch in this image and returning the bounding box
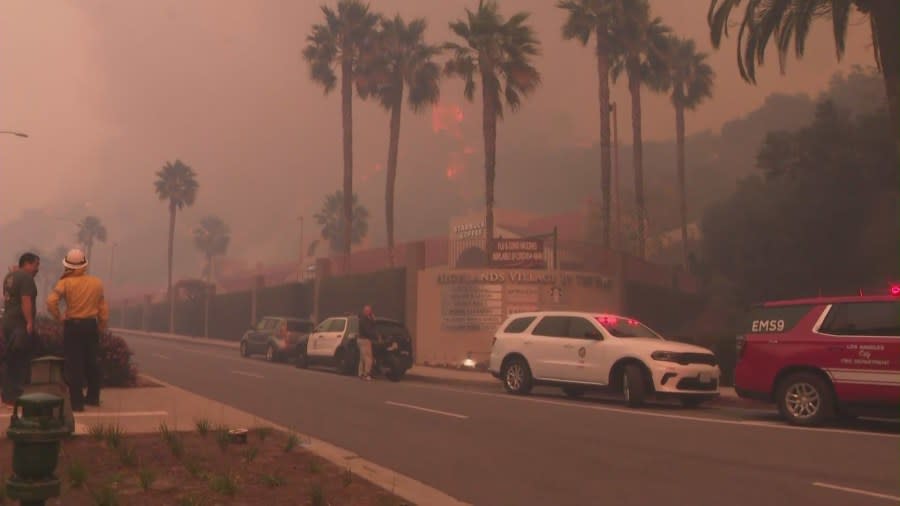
[209,472,238,497]
[194,418,211,437]
[215,427,231,452]
[88,423,107,441]
[118,444,137,467]
[262,473,285,488]
[284,433,299,453]
[92,485,119,506]
[68,461,88,488]
[138,468,156,492]
[242,446,259,464]
[176,495,205,506]
[254,426,273,441]
[183,459,206,479]
[104,425,124,449]
[343,466,353,487]
[309,482,326,506]
[308,459,322,474]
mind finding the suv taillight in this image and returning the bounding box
[735,335,746,359]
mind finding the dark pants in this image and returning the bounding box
[63,319,101,410]
[1,326,31,404]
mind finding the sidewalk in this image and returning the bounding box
[113,328,767,409]
[1,374,467,506]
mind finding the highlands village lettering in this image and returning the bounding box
[437,271,612,289]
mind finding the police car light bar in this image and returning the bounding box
[891,284,900,296]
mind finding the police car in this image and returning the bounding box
[488,311,721,407]
[734,291,900,426]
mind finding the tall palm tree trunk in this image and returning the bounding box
[596,28,613,250]
[870,0,900,144]
[341,55,354,271]
[385,85,403,268]
[86,240,94,266]
[675,98,688,268]
[481,70,498,263]
[628,65,646,259]
[205,252,212,338]
[167,201,176,333]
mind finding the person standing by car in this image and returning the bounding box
[358,305,378,381]
[46,249,109,412]
[1,252,40,407]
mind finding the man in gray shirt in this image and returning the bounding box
[2,252,40,406]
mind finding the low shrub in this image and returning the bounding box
[0,316,138,387]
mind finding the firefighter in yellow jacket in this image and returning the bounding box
[47,249,109,412]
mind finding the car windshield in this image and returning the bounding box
[596,316,664,339]
[286,321,313,332]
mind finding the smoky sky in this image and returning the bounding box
[0,1,875,292]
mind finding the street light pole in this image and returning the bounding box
[297,216,305,282]
[0,130,28,138]
[611,102,621,250]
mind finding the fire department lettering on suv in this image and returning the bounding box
[751,319,785,332]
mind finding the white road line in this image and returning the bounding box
[231,370,264,379]
[75,411,168,418]
[813,482,900,502]
[385,401,468,419]
[398,382,900,439]
[151,353,171,360]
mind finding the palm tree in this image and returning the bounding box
[303,0,380,268]
[314,190,370,255]
[444,0,541,256]
[358,15,441,267]
[708,0,899,141]
[192,216,231,284]
[154,159,199,333]
[75,215,108,264]
[662,37,714,268]
[558,0,615,249]
[609,0,670,259]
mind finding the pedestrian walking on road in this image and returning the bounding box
[358,305,377,381]
[1,252,41,407]
[46,249,109,412]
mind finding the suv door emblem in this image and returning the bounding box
[578,347,586,358]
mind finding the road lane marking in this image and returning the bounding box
[231,370,264,379]
[385,401,468,419]
[813,482,900,502]
[75,411,168,418]
[398,382,900,439]
[151,353,171,360]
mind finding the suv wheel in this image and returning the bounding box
[623,364,647,407]
[776,372,834,426]
[240,341,249,358]
[295,352,309,369]
[501,357,533,395]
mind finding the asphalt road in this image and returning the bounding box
[121,332,900,506]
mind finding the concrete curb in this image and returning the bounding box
[115,328,770,410]
[140,373,470,506]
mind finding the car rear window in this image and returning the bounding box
[503,316,535,334]
[287,321,313,332]
[821,301,900,336]
[376,321,409,338]
[742,304,815,334]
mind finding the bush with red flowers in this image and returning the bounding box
[0,316,138,387]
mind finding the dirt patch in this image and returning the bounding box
[0,425,411,505]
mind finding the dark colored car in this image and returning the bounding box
[734,294,900,426]
[239,316,315,362]
[294,315,414,380]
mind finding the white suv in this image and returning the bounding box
[488,311,721,407]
